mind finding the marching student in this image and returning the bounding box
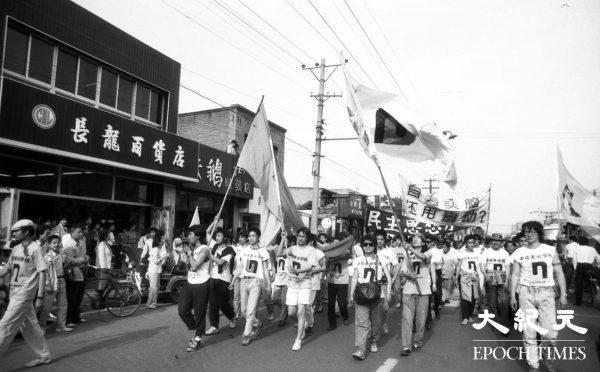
[440,239,458,303]
[326,236,351,330]
[206,228,237,334]
[481,233,511,329]
[454,234,485,325]
[229,227,271,346]
[374,230,398,334]
[178,225,211,352]
[510,221,567,372]
[232,230,249,320]
[429,238,444,319]
[350,235,392,361]
[274,231,291,326]
[305,244,326,337]
[284,227,318,351]
[572,236,600,306]
[0,220,52,367]
[399,234,434,357]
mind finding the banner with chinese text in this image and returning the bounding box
[366,208,455,237]
[0,78,198,181]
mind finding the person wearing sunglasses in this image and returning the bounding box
[349,235,392,360]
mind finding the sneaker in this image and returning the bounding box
[461,318,469,325]
[188,336,201,348]
[229,319,237,329]
[66,323,77,328]
[241,335,251,346]
[186,338,201,352]
[352,349,366,360]
[370,343,378,353]
[413,341,423,350]
[342,319,350,326]
[205,326,219,335]
[292,339,302,351]
[146,304,157,309]
[24,357,52,368]
[327,324,337,330]
[250,320,263,338]
[400,347,412,357]
[56,327,74,333]
[277,319,286,327]
[79,318,88,323]
[468,317,474,323]
[395,302,402,308]
[267,314,275,321]
[444,299,450,304]
[435,312,441,320]
[382,323,389,334]
[304,326,314,336]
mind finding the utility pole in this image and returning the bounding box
[303,59,342,234]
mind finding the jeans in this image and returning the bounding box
[261,283,274,316]
[574,263,593,305]
[485,283,508,327]
[0,293,51,360]
[208,278,235,328]
[240,278,263,337]
[233,278,241,318]
[517,285,557,369]
[458,275,476,320]
[272,285,288,320]
[39,278,68,329]
[441,277,454,301]
[327,283,349,326]
[146,272,160,307]
[66,280,85,324]
[354,299,381,352]
[401,294,429,349]
[178,281,210,337]
[380,284,390,327]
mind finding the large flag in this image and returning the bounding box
[236,101,304,246]
[342,62,457,187]
[557,147,600,241]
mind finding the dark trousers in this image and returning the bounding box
[66,280,85,324]
[178,281,210,337]
[458,276,476,319]
[327,283,349,326]
[563,262,574,290]
[208,278,235,328]
[575,263,594,305]
[485,284,508,327]
[433,269,443,314]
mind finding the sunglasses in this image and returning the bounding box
[362,242,374,247]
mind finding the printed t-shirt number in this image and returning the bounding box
[246,259,258,274]
[412,261,421,274]
[292,261,301,270]
[334,263,342,274]
[12,263,20,282]
[468,261,477,271]
[531,261,548,278]
[277,258,286,271]
[493,263,503,271]
[363,268,375,282]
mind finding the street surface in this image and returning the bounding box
[2,298,599,372]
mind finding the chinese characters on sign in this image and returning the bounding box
[366,208,454,237]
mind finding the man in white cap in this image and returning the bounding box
[0,219,52,367]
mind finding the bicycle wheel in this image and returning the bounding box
[105,283,142,317]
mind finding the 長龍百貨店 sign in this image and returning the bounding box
[0,79,198,182]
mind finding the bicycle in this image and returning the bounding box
[84,266,142,317]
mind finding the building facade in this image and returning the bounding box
[0,0,198,243]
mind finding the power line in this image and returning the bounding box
[305,0,379,89]
[343,0,408,102]
[236,0,315,63]
[211,0,305,65]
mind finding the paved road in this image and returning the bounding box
[2,298,599,372]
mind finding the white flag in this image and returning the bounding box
[557,147,600,241]
[189,206,200,228]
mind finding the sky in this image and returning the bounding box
[73,0,600,234]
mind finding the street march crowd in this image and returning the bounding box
[0,218,599,371]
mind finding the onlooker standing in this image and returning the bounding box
[573,236,600,305]
[52,217,68,237]
[206,228,236,334]
[96,229,115,297]
[0,220,52,367]
[39,235,72,333]
[120,223,139,263]
[137,228,156,278]
[146,230,167,309]
[63,223,88,328]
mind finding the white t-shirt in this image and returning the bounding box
[6,241,47,300]
[327,254,349,285]
[441,249,459,278]
[565,242,579,260]
[273,249,289,286]
[211,245,235,283]
[352,254,388,284]
[377,248,398,285]
[430,247,444,270]
[286,245,318,290]
[401,250,433,295]
[187,245,211,284]
[511,244,557,287]
[311,249,326,290]
[239,246,270,280]
[147,245,167,274]
[481,248,510,273]
[457,248,482,274]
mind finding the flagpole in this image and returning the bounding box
[375,161,421,295]
[484,184,491,239]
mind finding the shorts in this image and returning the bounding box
[286,287,311,306]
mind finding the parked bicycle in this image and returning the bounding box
[84,265,142,317]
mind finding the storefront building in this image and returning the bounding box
[0,0,198,243]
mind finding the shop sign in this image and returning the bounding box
[184,143,254,199]
[337,194,365,219]
[0,79,198,182]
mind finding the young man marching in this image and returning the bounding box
[206,228,236,335]
[0,220,52,367]
[510,221,567,372]
[326,237,350,330]
[283,227,318,351]
[178,225,211,352]
[481,233,511,330]
[454,234,485,325]
[274,231,291,327]
[230,227,271,346]
[374,230,398,334]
